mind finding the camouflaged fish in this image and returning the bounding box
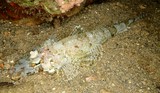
[10,14,145,80]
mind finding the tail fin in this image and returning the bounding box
[109,13,147,36]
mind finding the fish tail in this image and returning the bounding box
[108,13,147,36]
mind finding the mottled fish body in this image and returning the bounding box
[10,14,145,80]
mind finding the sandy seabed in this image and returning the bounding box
[0,0,160,93]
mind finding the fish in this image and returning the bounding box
[10,14,146,80]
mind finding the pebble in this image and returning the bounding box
[4,63,11,69]
[100,89,111,93]
[85,75,97,82]
[139,4,147,9]
[52,87,56,90]
[0,60,4,69]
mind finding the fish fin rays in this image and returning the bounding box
[62,63,80,80]
[81,44,103,62]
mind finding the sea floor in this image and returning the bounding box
[0,0,160,93]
